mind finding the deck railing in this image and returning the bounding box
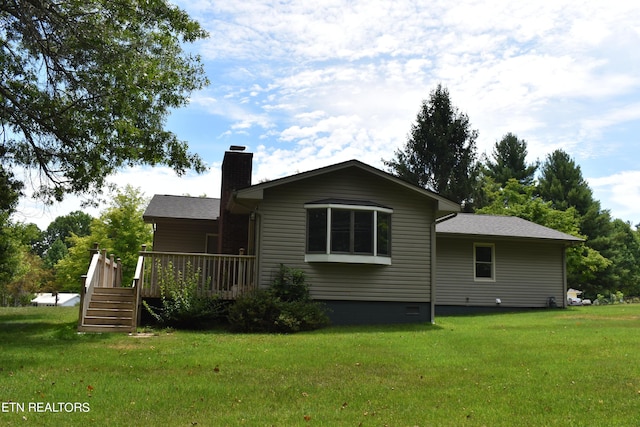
[139,251,256,299]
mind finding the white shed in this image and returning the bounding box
[31,293,80,307]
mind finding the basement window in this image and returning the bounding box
[474,243,495,281]
[305,200,392,265]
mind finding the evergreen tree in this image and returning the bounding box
[537,149,640,298]
[384,84,479,206]
[537,150,593,215]
[484,133,538,186]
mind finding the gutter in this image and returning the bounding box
[435,212,458,223]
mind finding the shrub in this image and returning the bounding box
[227,289,281,333]
[143,261,225,329]
[227,265,329,333]
[594,291,626,305]
[270,264,309,302]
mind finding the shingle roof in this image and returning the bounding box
[436,213,583,243]
[143,195,220,221]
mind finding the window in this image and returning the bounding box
[305,201,392,264]
[474,243,495,281]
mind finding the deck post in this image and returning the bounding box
[78,274,87,329]
[116,257,122,287]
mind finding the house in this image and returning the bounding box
[32,293,80,307]
[139,146,581,325]
[435,213,583,314]
[143,146,460,324]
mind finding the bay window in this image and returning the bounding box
[305,201,392,264]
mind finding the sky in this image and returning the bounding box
[14,0,640,229]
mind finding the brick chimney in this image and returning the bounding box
[218,146,253,254]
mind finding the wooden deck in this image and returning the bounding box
[138,251,257,299]
[78,246,257,332]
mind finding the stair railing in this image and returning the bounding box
[79,250,103,329]
[131,245,147,329]
[78,245,125,330]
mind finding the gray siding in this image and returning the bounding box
[436,236,566,307]
[256,167,436,302]
[153,219,217,253]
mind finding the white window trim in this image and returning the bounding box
[473,243,496,282]
[304,253,392,265]
[304,202,392,264]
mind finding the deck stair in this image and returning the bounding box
[78,287,136,333]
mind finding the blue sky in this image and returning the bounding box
[16,0,640,229]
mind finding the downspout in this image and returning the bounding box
[562,245,568,309]
[431,212,456,324]
[430,219,436,324]
[252,208,262,290]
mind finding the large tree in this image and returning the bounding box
[484,133,538,187]
[1,0,208,203]
[537,150,594,215]
[537,149,640,298]
[384,84,479,206]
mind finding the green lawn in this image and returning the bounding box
[1,305,639,426]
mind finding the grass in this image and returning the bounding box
[1,306,639,426]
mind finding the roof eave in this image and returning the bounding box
[436,231,584,245]
[235,160,461,214]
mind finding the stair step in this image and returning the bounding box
[78,324,134,333]
[79,286,138,333]
[90,293,135,303]
[89,301,134,309]
[87,308,133,317]
[93,287,135,295]
[83,316,133,326]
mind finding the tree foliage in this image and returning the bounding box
[535,150,640,297]
[484,133,538,187]
[35,210,92,256]
[1,0,208,203]
[54,185,152,290]
[0,162,23,213]
[0,215,20,304]
[477,179,611,290]
[384,84,479,205]
[0,219,53,305]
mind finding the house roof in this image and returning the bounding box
[234,159,461,217]
[436,213,583,243]
[143,195,220,222]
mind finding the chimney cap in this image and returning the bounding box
[229,145,246,152]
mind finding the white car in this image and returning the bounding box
[567,297,583,306]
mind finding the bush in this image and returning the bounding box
[270,264,309,302]
[143,261,225,329]
[594,290,626,305]
[227,289,281,333]
[227,265,329,333]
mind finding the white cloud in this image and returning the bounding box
[589,171,640,225]
[14,0,640,228]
